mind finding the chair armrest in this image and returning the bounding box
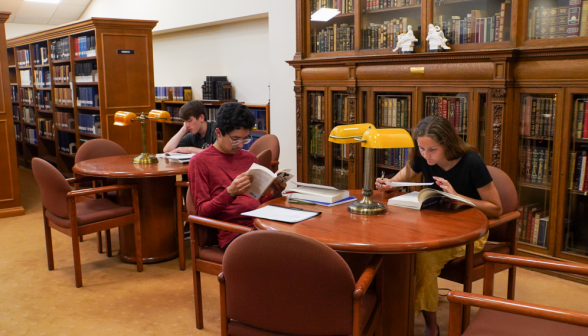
[483,252,588,276]
[65,176,103,185]
[271,160,279,166]
[353,255,384,300]
[66,184,137,198]
[175,181,189,188]
[447,291,588,328]
[187,215,253,234]
[488,211,520,229]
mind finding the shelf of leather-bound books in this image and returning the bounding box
[521,0,588,48]
[331,89,351,190]
[309,0,355,55]
[307,90,327,185]
[423,92,471,142]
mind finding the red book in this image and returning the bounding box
[583,100,588,138]
[583,160,588,191]
[442,98,448,119]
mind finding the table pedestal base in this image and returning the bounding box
[378,254,416,336]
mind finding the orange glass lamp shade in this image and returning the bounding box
[329,124,414,215]
[148,110,171,123]
[113,111,137,126]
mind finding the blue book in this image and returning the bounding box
[290,196,357,207]
[537,216,549,247]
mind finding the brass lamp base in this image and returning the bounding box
[347,189,387,215]
[132,153,159,164]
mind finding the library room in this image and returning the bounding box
[0,0,587,335]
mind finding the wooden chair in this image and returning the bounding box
[248,134,280,172]
[255,149,272,171]
[439,165,521,330]
[447,252,588,336]
[32,158,143,288]
[218,230,382,336]
[75,139,128,253]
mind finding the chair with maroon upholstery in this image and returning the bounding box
[75,139,128,253]
[447,253,588,336]
[248,134,280,172]
[440,165,521,330]
[218,230,382,336]
[255,149,272,171]
[32,158,143,288]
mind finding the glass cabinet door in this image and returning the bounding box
[361,0,422,51]
[423,92,469,142]
[516,93,556,250]
[562,94,588,258]
[310,0,355,54]
[331,91,350,189]
[527,0,585,40]
[308,91,326,184]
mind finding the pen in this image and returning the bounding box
[381,170,385,180]
[288,200,317,205]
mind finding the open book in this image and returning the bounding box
[155,153,195,164]
[245,163,294,200]
[288,182,350,204]
[387,188,475,210]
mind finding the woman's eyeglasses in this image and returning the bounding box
[229,136,253,145]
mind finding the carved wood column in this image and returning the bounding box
[294,85,303,179]
[294,0,304,60]
[347,87,357,179]
[491,88,506,168]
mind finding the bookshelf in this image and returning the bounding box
[153,100,270,153]
[7,18,158,177]
[291,0,588,271]
[0,12,24,218]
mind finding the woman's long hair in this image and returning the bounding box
[408,115,478,166]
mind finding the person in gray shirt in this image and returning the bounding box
[163,100,217,154]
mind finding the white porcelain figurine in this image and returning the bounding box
[426,23,450,52]
[392,25,418,54]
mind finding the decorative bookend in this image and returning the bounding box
[427,24,451,52]
[392,25,419,54]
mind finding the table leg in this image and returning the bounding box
[377,254,416,336]
[117,176,179,263]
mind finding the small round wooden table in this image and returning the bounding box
[254,190,488,336]
[73,155,188,264]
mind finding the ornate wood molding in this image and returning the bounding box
[491,88,506,102]
[491,103,503,168]
[294,86,303,170]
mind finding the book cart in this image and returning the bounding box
[289,0,588,279]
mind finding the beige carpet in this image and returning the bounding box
[1,167,587,335]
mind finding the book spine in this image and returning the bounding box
[567,0,583,36]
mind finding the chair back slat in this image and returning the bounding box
[487,166,519,242]
[75,139,127,163]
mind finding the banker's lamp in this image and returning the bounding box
[329,124,414,215]
[114,110,171,164]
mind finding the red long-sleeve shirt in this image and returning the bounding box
[188,145,274,248]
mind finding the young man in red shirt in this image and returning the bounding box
[188,102,285,249]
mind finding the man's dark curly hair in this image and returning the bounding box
[216,102,255,136]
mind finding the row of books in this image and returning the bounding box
[333,143,350,159]
[309,164,326,185]
[425,96,468,133]
[365,0,421,10]
[517,203,549,247]
[309,92,325,120]
[24,127,38,145]
[16,49,31,67]
[378,95,410,128]
[569,150,588,192]
[250,108,268,131]
[310,124,326,156]
[20,69,32,86]
[573,98,588,139]
[55,88,73,106]
[20,88,34,105]
[14,124,21,141]
[36,91,52,110]
[311,24,355,53]
[165,106,182,122]
[54,65,70,83]
[12,106,19,121]
[58,132,76,154]
[78,114,101,135]
[520,96,556,137]
[38,118,54,138]
[33,68,51,88]
[528,1,587,40]
[32,44,49,65]
[10,86,18,102]
[363,19,409,50]
[76,87,99,107]
[21,106,35,124]
[332,93,350,122]
[310,0,353,14]
[155,86,192,101]
[55,112,75,130]
[51,37,70,61]
[520,146,553,185]
[377,148,409,168]
[75,62,98,83]
[73,36,97,58]
[206,107,221,122]
[202,77,231,100]
[438,4,510,45]
[332,167,349,190]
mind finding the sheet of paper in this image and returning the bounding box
[241,205,320,224]
[385,182,434,187]
[155,153,195,159]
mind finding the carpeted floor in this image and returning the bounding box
[1,167,587,335]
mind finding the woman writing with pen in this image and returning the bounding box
[375,115,502,336]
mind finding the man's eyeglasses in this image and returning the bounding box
[229,136,253,145]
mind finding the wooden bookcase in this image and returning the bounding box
[7,17,158,177]
[154,100,270,153]
[290,0,588,270]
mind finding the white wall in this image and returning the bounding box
[153,17,270,104]
[5,23,55,39]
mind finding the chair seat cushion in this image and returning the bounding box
[439,243,510,282]
[464,308,588,336]
[46,198,134,228]
[199,246,224,264]
[227,290,378,336]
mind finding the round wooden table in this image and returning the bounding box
[73,155,188,264]
[254,190,488,336]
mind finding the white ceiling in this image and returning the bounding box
[1,0,92,25]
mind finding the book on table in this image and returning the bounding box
[155,153,195,163]
[245,163,294,200]
[288,182,350,203]
[387,188,475,210]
